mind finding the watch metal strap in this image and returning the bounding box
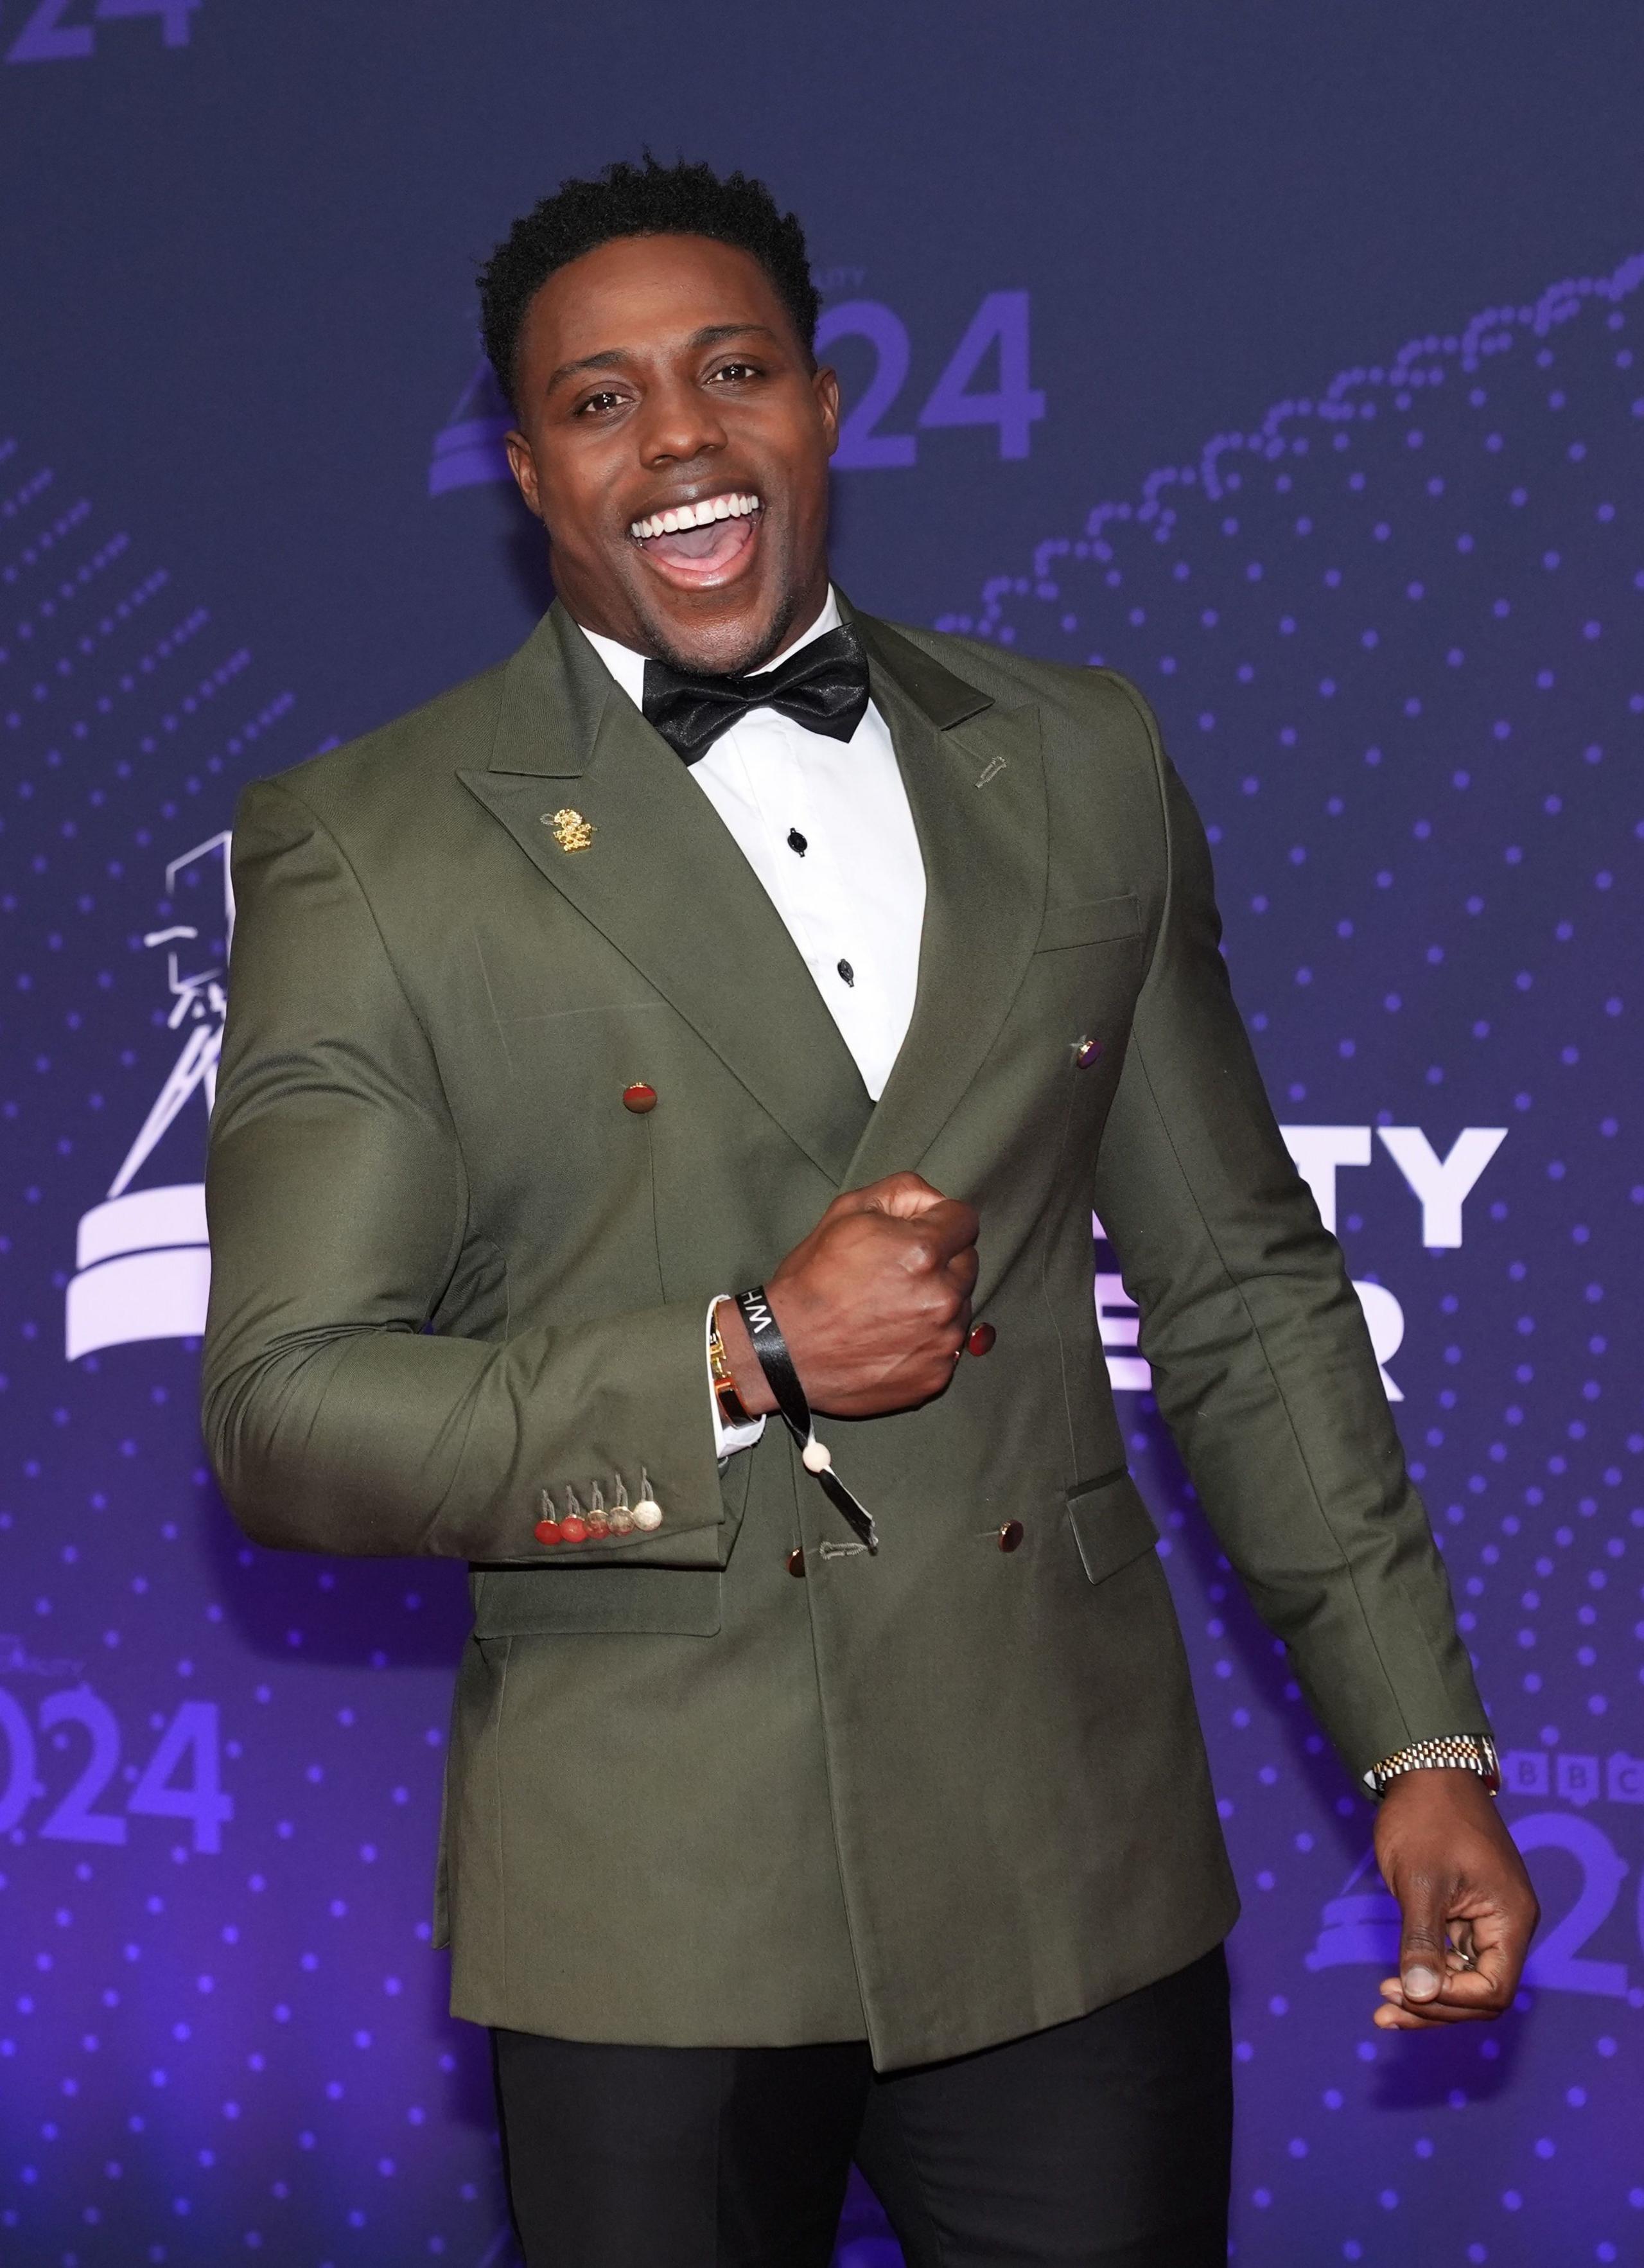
[1363,1734,1501,1798]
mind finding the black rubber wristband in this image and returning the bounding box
[733,1286,877,1553]
[732,1287,813,1441]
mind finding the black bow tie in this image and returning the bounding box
[641,623,871,766]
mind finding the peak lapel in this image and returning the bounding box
[459,606,871,1185]
[844,615,1048,1188]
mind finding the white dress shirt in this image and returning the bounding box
[581,590,927,1452]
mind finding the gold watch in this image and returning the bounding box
[709,1303,754,1429]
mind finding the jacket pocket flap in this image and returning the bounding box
[471,1565,722,1638]
[1035,892,1141,953]
[1065,1470,1160,1586]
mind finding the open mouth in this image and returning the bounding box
[628,490,763,583]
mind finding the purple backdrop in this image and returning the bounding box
[3,6,1642,2262]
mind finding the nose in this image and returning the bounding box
[636,376,728,470]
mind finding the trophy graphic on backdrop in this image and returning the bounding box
[64,832,233,1361]
[427,356,512,497]
[1304,1849,1403,1974]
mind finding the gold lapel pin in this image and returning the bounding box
[543,807,595,852]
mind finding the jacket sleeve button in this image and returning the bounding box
[997,1520,1024,1553]
[966,1323,997,1357]
[622,1082,658,1113]
[786,1547,807,1578]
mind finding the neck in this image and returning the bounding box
[755,581,834,668]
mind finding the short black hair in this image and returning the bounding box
[478,155,819,411]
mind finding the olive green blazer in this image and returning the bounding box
[201,597,1487,2070]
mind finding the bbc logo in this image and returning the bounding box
[1500,1750,1644,1806]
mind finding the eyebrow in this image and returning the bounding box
[544,322,782,396]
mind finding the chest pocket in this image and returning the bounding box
[1026,893,1145,1061]
[1034,892,1141,954]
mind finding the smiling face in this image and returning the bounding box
[504,232,840,676]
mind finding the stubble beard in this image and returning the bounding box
[633,579,806,681]
[617,495,823,679]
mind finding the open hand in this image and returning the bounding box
[1371,1768,1539,2028]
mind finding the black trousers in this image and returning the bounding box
[493,1946,1231,2268]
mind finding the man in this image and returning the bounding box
[202,158,1537,2267]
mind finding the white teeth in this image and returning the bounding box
[630,491,762,541]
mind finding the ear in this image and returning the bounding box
[504,430,544,521]
[812,363,841,460]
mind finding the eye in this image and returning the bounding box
[708,361,762,385]
[573,389,627,417]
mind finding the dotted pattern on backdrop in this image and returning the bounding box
[0,455,511,2262]
[0,251,1641,2268]
[913,254,1644,2268]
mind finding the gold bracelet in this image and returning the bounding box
[709,1304,754,1428]
[1363,1734,1501,1799]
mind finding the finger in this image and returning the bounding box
[1374,1987,1502,2028]
[945,1245,981,1298]
[1444,1937,1517,2013]
[1374,1960,1510,2024]
[1395,1874,1452,2007]
[913,1198,981,1263]
[821,1173,939,1222]
[1465,1896,1538,2001]
[1373,2005,1489,2029]
[1448,1919,1479,1966]
[860,1172,947,1220]
[1378,1965,1503,2010]
[1374,2000,1452,2030]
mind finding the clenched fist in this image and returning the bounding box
[1371,1769,1538,2030]
[717,1171,980,1420]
